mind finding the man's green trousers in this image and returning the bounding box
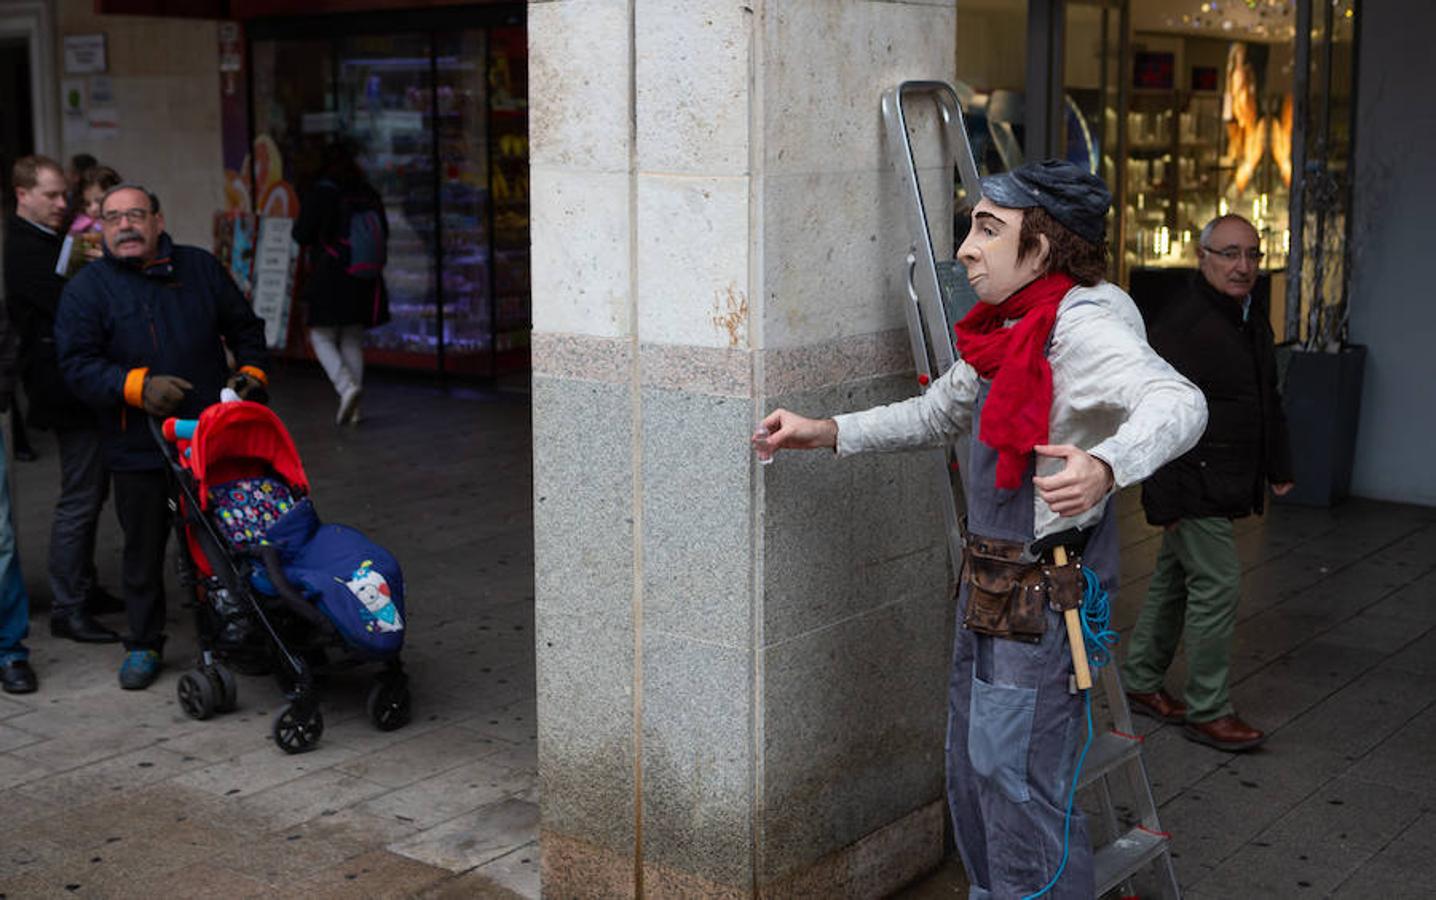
[1122,516,1240,723]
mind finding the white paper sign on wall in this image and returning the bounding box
[64,34,107,74]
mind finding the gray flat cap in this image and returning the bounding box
[980,160,1112,245]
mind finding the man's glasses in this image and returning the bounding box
[101,208,152,225]
[1202,245,1264,263]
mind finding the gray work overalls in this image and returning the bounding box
[946,381,1120,899]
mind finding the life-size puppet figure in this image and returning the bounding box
[757,160,1207,898]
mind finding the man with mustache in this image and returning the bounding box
[1121,214,1293,751]
[757,160,1207,898]
[4,155,127,653]
[55,183,268,690]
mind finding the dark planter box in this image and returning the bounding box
[1275,343,1367,507]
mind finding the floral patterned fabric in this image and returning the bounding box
[207,477,296,547]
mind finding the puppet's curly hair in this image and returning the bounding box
[1016,206,1110,287]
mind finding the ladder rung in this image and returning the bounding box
[1093,826,1170,896]
[1077,730,1144,790]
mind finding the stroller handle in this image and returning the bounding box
[163,417,198,442]
[256,544,335,634]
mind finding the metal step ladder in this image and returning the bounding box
[880,80,1182,900]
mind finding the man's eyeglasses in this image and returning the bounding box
[100,208,152,225]
[1202,245,1264,263]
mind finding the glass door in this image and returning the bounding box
[954,0,1029,176]
[334,32,439,364]
[1063,0,1125,257]
[432,28,490,373]
[486,26,531,370]
[1286,0,1358,349]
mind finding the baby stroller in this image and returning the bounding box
[153,399,411,753]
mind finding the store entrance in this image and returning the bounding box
[0,37,35,201]
[248,7,529,378]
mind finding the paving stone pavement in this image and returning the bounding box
[0,367,538,899]
[3,366,1434,898]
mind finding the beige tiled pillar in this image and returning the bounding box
[531,2,957,895]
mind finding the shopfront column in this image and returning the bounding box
[530,2,956,895]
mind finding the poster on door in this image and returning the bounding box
[252,216,296,349]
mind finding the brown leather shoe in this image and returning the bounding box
[1183,715,1266,751]
[1127,690,1187,724]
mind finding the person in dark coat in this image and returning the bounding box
[0,157,61,693]
[56,183,269,690]
[1122,213,1294,751]
[292,143,390,426]
[4,155,126,647]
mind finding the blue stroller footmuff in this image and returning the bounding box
[249,497,406,660]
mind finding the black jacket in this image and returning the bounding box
[2,214,93,429]
[55,235,268,471]
[292,178,391,329]
[1140,273,1293,525]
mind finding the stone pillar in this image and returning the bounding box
[531,2,956,895]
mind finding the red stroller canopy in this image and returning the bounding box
[185,401,309,508]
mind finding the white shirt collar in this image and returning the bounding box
[18,214,58,237]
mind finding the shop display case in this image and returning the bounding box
[1123,88,1224,269]
[246,10,528,377]
[1121,37,1293,277]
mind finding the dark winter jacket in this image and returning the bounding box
[2,213,93,429]
[1140,272,1293,525]
[55,234,269,471]
[292,178,390,329]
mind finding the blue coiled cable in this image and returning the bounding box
[1021,566,1116,900]
[1079,566,1119,670]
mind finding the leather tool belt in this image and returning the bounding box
[961,531,1087,643]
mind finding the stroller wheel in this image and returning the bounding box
[367,679,412,732]
[272,703,324,754]
[177,670,217,721]
[209,664,238,713]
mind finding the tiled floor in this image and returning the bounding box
[0,367,538,898]
[3,366,1434,898]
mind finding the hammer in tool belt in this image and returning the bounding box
[1052,545,1092,690]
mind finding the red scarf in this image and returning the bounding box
[953,272,1075,489]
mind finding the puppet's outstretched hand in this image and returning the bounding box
[756,409,838,455]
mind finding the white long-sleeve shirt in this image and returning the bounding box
[833,281,1208,540]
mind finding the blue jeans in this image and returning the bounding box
[0,426,30,662]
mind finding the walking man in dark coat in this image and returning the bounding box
[56,183,269,690]
[1121,213,1294,751]
[3,155,123,646]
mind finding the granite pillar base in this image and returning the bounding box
[540,801,946,899]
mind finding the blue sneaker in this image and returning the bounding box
[118,650,162,690]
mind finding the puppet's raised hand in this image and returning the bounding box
[1032,443,1114,517]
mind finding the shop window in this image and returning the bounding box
[954,0,1029,177]
[248,14,528,376]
